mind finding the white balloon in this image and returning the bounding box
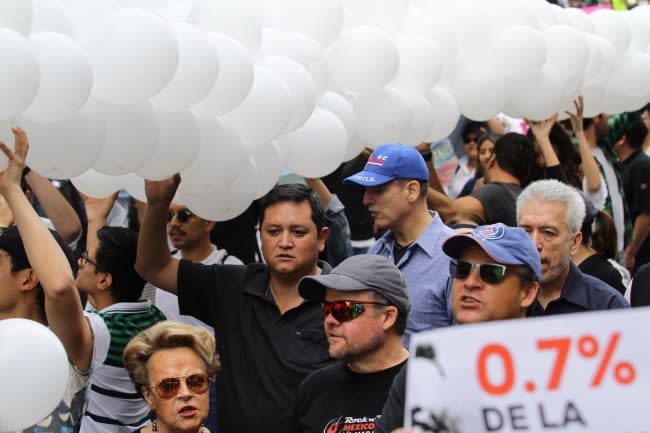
[59,0,119,38]
[283,107,347,178]
[249,140,284,199]
[453,3,499,63]
[605,51,650,112]
[93,102,159,175]
[23,33,92,122]
[543,25,588,80]
[150,23,219,111]
[115,0,167,11]
[188,0,262,52]
[584,34,616,86]
[260,29,323,70]
[31,0,75,36]
[0,319,68,432]
[258,56,317,133]
[120,172,147,202]
[191,34,254,117]
[625,7,650,51]
[260,0,343,48]
[327,26,399,93]
[563,7,594,34]
[590,8,632,51]
[400,94,434,147]
[136,110,200,181]
[354,87,412,146]
[506,65,566,121]
[179,116,246,191]
[224,67,292,148]
[403,14,458,61]
[490,26,547,78]
[0,28,40,118]
[581,83,608,118]
[426,85,460,143]
[317,91,362,161]
[452,65,507,121]
[394,35,443,93]
[83,8,179,104]
[0,0,34,36]
[527,0,559,30]
[489,0,540,30]
[19,100,105,179]
[71,169,123,198]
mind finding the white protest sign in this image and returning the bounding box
[406,307,650,433]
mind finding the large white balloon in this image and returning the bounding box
[563,7,594,34]
[93,102,159,175]
[224,67,292,148]
[0,28,40,118]
[249,140,284,199]
[260,29,324,69]
[258,56,317,133]
[317,91,362,161]
[283,107,347,178]
[150,23,220,111]
[506,65,566,121]
[327,26,399,93]
[120,172,147,203]
[0,0,34,36]
[136,110,200,181]
[452,65,507,121]
[490,26,547,78]
[605,50,650,112]
[83,8,179,104]
[19,100,105,179]
[400,94,434,147]
[188,0,262,52]
[31,0,75,36]
[584,34,616,86]
[543,25,588,81]
[71,169,123,198]
[23,33,92,122]
[590,8,632,52]
[179,117,246,191]
[191,34,254,117]
[426,85,460,143]
[260,0,344,48]
[394,35,443,93]
[0,319,68,432]
[59,0,120,38]
[626,6,650,51]
[403,13,458,61]
[354,87,412,146]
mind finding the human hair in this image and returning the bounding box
[462,121,488,142]
[370,292,407,336]
[95,226,146,302]
[526,123,581,188]
[585,210,618,260]
[516,179,586,234]
[259,183,325,232]
[624,121,648,150]
[494,133,535,185]
[123,321,221,397]
[396,179,429,200]
[582,117,593,130]
[477,131,501,150]
[517,265,540,286]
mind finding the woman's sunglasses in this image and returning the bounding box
[451,260,508,285]
[322,300,387,323]
[148,373,211,399]
[167,209,194,223]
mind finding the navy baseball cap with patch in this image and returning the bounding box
[344,143,429,187]
[442,223,542,280]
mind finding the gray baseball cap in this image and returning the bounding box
[299,254,411,315]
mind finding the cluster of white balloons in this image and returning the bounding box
[1,0,650,220]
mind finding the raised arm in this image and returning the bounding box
[80,191,118,258]
[566,96,601,193]
[0,127,93,370]
[135,175,181,293]
[527,113,561,169]
[23,168,82,245]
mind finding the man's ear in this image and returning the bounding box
[382,306,399,332]
[97,272,113,291]
[406,180,421,202]
[18,268,39,293]
[520,281,540,309]
[317,227,330,253]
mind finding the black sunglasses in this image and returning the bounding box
[147,373,212,399]
[451,260,508,285]
[167,209,194,223]
[322,300,388,323]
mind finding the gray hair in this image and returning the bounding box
[516,179,586,234]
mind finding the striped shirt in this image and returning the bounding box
[369,212,455,347]
[81,302,166,433]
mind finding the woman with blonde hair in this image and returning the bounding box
[123,321,221,433]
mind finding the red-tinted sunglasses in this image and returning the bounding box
[148,373,212,399]
[322,300,387,323]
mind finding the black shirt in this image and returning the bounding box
[578,254,626,295]
[471,182,522,226]
[631,263,650,307]
[528,263,629,316]
[177,260,334,433]
[294,360,406,433]
[619,150,650,271]
[375,366,407,433]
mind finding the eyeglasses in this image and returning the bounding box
[464,136,478,144]
[451,260,509,285]
[168,208,194,223]
[148,373,212,399]
[322,300,388,323]
[79,251,105,272]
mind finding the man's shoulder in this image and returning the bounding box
[575,267,629,308]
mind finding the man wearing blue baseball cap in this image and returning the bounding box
[374,223,541,433]
[344,143,455,344]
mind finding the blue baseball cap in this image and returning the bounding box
[442,223,541,280]
[344,143,429,187]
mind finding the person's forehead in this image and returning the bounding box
[169,203,190,212]
[262,200,315,225]
[519,200,568,228]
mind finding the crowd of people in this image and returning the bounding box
[0,100,648,433]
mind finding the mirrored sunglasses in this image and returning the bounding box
[322,300,387,323]
[148,373,211,399]
[451,260,508,285]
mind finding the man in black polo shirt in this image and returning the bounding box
[516,179,629,315]
[613,120,650,272]
[136,176,334,433]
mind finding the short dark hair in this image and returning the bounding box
[462,121,488,142]
[518,265,540,286]
[624,121,648,150]
[494,133,535,185]
[95,226,146,302]
[396,179,429,200]
[259,183,325,232]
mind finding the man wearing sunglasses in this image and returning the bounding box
[516,179,629,315]
[294,254,410,433]
[375,223,542,433]
[345,143,456,345]
[136,177,334,433]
